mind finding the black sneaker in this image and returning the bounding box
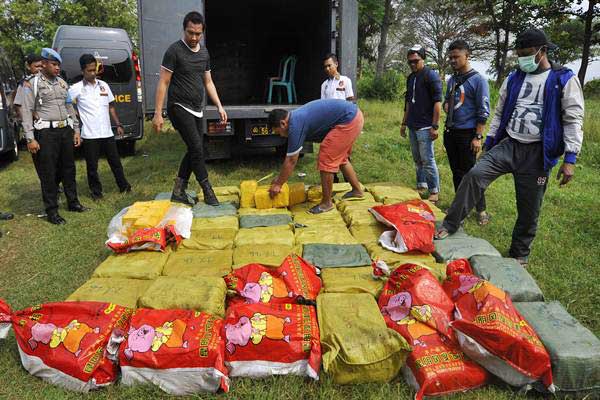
[120,184,132,193]
[68,204,90,213]
[91,192,104,201]
[48,213,66,225]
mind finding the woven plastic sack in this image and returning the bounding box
[255,184,289,209]
[365,183,421,203]
[318,293,410,383]
[67,278,153,308]
[470,255,544,302]
[233,244,293,268]
[192,215,239,231]
[514,301,600,396]
[443,259,554,391]
[0,300,131,392]
[321,267,384,297]
[292,207,347,228]
[335,192,376,208]
[370,200,436,254]
[366,243,435,267]
[192,202,237,218]
[240,180,258,208]
[138,276,226,317]
[344,207,380,227]
[238,207,291,216]
[162,249,232,278]
[422,200,445,221]
[120,309,229,395]
[182,228,236,250]
[295,226,358,246]
[223,302,321,378]
[213,186,240,196]
[225,254,321,306]
[349,225,386,245]
[234,226,294,247]
[93,250,170,280]
[433,235,501,262]
[289,182,307,206]
[155,190,197,201]
[307,185,322,203]
[239,214,292,229]
[303,244,371,268]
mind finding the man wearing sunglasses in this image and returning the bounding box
[436,29,584,267]
[400,45,442,204]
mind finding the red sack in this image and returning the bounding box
[0,300,131,392]
[107,225,181,254]
[224,254,321,306]
[443,259,554,391]
[378,264,489,399]
[223,303,321,379]
[119,308,229,395]
[370,200,435,253]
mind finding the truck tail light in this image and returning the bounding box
[208,121,233,135]
[132,51,143,102]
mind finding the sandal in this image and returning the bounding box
[308,204,334,215]
[341,191,364,200]
[428,193,439,204]
[434,226,449,240]
[477,211,491,226]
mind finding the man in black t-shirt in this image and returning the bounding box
[152,11,227,206]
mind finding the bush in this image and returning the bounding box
[358,68,405,101]
[584,79,600,99]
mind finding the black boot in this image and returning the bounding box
[199,178,219,206]
[170,177,195,206]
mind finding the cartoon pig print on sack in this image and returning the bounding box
[240,272,293,304]
[455,275,507,310]
[381,292,436,346]
[124,319,188,360]
[29,320,100,357]
[225,313,291,354]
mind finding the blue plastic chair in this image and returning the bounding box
[267,55,297,104]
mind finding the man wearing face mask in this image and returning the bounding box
[401,45,443,204]
[435,29,584,267]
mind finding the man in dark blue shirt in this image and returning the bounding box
[400,45,443,203]
[268,99,365,214]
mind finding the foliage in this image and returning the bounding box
[545,18,587,65]
[584,78,600,98]
[357,66,405,101]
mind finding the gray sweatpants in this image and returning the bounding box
[442,137,550,258]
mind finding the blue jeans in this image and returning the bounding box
[409,128,440,194]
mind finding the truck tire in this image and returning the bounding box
[8,136,19,162]
[118,140,136,157]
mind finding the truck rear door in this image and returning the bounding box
[137,0,204,115]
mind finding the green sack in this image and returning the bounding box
[433,235,501,262]
[138,276,227,317]
[93,250,170,280]
[321,267,384,298]
[155,191,197,201]
[67,278,153,308]
[514,301,600,395]
[303,244,371,268]
[192,202,238,218]
[471,255,544,302]
[239,214,292,228]
[317,293,411,384]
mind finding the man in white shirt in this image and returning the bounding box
[69,53,131,200]
[321,54,355,101]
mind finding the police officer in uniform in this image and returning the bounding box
[21,48,89,225]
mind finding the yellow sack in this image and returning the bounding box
[307,185,322,203]
[365,184,421,203]
[240,180,258,208]
[138,276,226,317]
[343,208,378,227]
[232,244,293,268]
[318,293,410,384]
[254,184,289,209]
[295,226,358,245]
[213,186,240,196]
[67,278,153,309]
[191,216,239,231]
[292,207,347,227]
[162,248,232,277]
[289,182,307,206]
[321,267,384,298]
[238,207,291,216]
[234,226,294,247]
[349,225,386,245]
[217,193,240,206]
[366,243,435,267]
[182,228,237,250]
[93,250,170,280]
[334,192,376,207]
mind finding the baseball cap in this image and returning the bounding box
[514,29,557,50]
[407,44,426,59]
[41,48,62,64]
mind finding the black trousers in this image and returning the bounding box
[32,127,80,215]
[444,128,486,212]
[167,105,208,183]
[83,137,129,195]
[443,138,550,258]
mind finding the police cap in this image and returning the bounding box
[41,48,62,64]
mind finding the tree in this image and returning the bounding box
[375,0,394,78]
[575,0,600,84]
[545,18,586,65]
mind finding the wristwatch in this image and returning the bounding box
[475,133,483,140]
[431,124,439,130]
[27,138,34,144]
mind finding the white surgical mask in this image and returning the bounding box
[518,47,543,73]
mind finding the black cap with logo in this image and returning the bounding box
[514,28,558,50]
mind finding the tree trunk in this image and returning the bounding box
[578,0,597,85]
[376,0,393,79]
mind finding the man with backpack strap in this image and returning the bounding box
[436,29,584,267]
[444,39,491,226]
[400,45,442,203]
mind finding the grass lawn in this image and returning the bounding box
[0,98,598,399]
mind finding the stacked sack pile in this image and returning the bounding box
[1,179,599,398]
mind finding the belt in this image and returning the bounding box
[34,119,72,130]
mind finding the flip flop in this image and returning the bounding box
[477,211,491,226]
[308,204,334,215]
[341,191,365,200]
[434,227,449,240]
